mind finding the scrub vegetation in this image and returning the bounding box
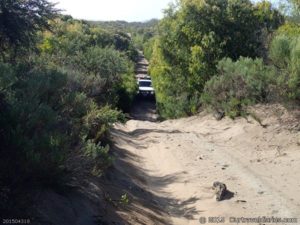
[0,0,137,216]
[0,0,299,219]
[145,0,299,118]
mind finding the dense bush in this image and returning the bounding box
[201,22,300,118]
[0,63,129,218]
[276,23,300,37]
[270,28,300,100]
[38,19,138,111]
[116,67,138,112]
[0,4,140,216]
[0,65,70,216]
[0,0,58,60]
[201,58,274,118]
[143,37,156,61]
[149,0,283,118]
[84,106,125,143]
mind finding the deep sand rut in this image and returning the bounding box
[112,103,300,225]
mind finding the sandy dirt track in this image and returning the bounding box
[35,54,300,225]
[112,103,300,225]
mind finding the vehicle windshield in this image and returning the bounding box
[139,81,152,87]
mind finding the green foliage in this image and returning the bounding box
[90,19,159,53]
[270,34,300,100]
[133,23,158,53]
[89,19,159,33]
[143,37,156,61]
[150,0,283,118]
[0,4,140,215]
[280,0,300,23]
[254,1,284,31]
[84,141,109,159]
[0,63,16,90]
[0,63,69,189]
[83,140,113,175]
[116,64,138,112]
[80,47,127,77]
[269,35,291,67]
[276,22,300,37]
[0,0,58,60]
[120,193,130,205]
[84,106,125,143]
[38,19,138,110]
[201,58,273,118]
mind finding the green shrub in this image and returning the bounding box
[276,23,300,37]
[0,63,70,190]
[0,58,127,195]
[202,57,274,118]
[0,63,16,92]
[84,106,125,143]
[143,37,156,60]
[270,35,300,100]
[149,0,283,119]
[116,69,138,112]
[83,140,113,175]
[0,4,139,216]
[269,35,291,68]
[81,106,123,175]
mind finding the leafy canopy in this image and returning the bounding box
[0,0,58,57]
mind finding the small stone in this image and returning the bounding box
[213,181,227,201]
[213,111,225,121]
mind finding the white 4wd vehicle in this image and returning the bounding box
[138,79,155,96]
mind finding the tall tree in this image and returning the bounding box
[0,0,58,59]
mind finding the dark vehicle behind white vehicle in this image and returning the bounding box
[138,79,155,97]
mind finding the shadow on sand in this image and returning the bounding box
[97,122,203,225]
[99,149,201,224]
[130,96,158,122]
